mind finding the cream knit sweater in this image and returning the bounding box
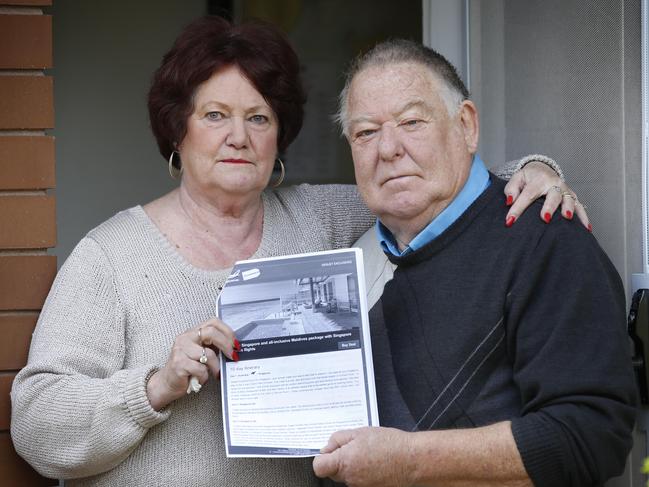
[10,159,541,486]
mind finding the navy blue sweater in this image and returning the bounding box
[372,176,637,486]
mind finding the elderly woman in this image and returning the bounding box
[11,16,584,487]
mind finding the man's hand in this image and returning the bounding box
[312,427,413,487]
[313,422,532,487]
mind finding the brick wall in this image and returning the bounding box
[0,0,57,485]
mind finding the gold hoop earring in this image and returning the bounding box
[271,158,285,188]
[168,151,182,179]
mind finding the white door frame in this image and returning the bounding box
[421,0,471,89]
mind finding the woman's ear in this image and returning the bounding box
[458,100,479,154]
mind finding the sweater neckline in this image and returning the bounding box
[386,175,504,267]
[131,191,278,280]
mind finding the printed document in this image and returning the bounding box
[218,248,379,457]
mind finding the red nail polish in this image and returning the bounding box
[505,215,516,227]
[234,339,241,351]
[543,212,551,223]
[587,223,593,232]
[506,195,513,206]
[565,211,573,220]
[232,350,239,362]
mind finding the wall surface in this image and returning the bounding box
[0,1,58,485]
[51,0,205,264]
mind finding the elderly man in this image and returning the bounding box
[313,40,637,487]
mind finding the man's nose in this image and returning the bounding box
[377,124,403,161]
[226,117,249,149]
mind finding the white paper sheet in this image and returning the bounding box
[218,248,379,457]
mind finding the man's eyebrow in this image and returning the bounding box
[393,99,432,117]
[349,99,433,128]
[348,114,374,128]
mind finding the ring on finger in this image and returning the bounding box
[549,185,562,194]
[561,191,577,201]
[199,347,208,364]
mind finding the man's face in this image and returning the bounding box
[346,62,477,231]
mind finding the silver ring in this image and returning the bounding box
[549,185,562,194]
[199,347,208,364]
[561,191,577,201]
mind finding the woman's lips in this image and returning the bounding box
[221,158,251,164]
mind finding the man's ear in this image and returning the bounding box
[458,100,479,153]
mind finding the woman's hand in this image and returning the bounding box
[146,318,240,411]
[504,161,591,230]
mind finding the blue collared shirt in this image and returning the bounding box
[377,154,491,256]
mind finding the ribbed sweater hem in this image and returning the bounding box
[511,415,566,486]
[122,366,170,429]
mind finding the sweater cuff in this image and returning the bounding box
[510,416,565,487]
[514,154,565,181]
[123,366,171,429]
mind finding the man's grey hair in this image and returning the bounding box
[335,39,470,137]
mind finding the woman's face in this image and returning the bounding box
[178,65,279,199]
